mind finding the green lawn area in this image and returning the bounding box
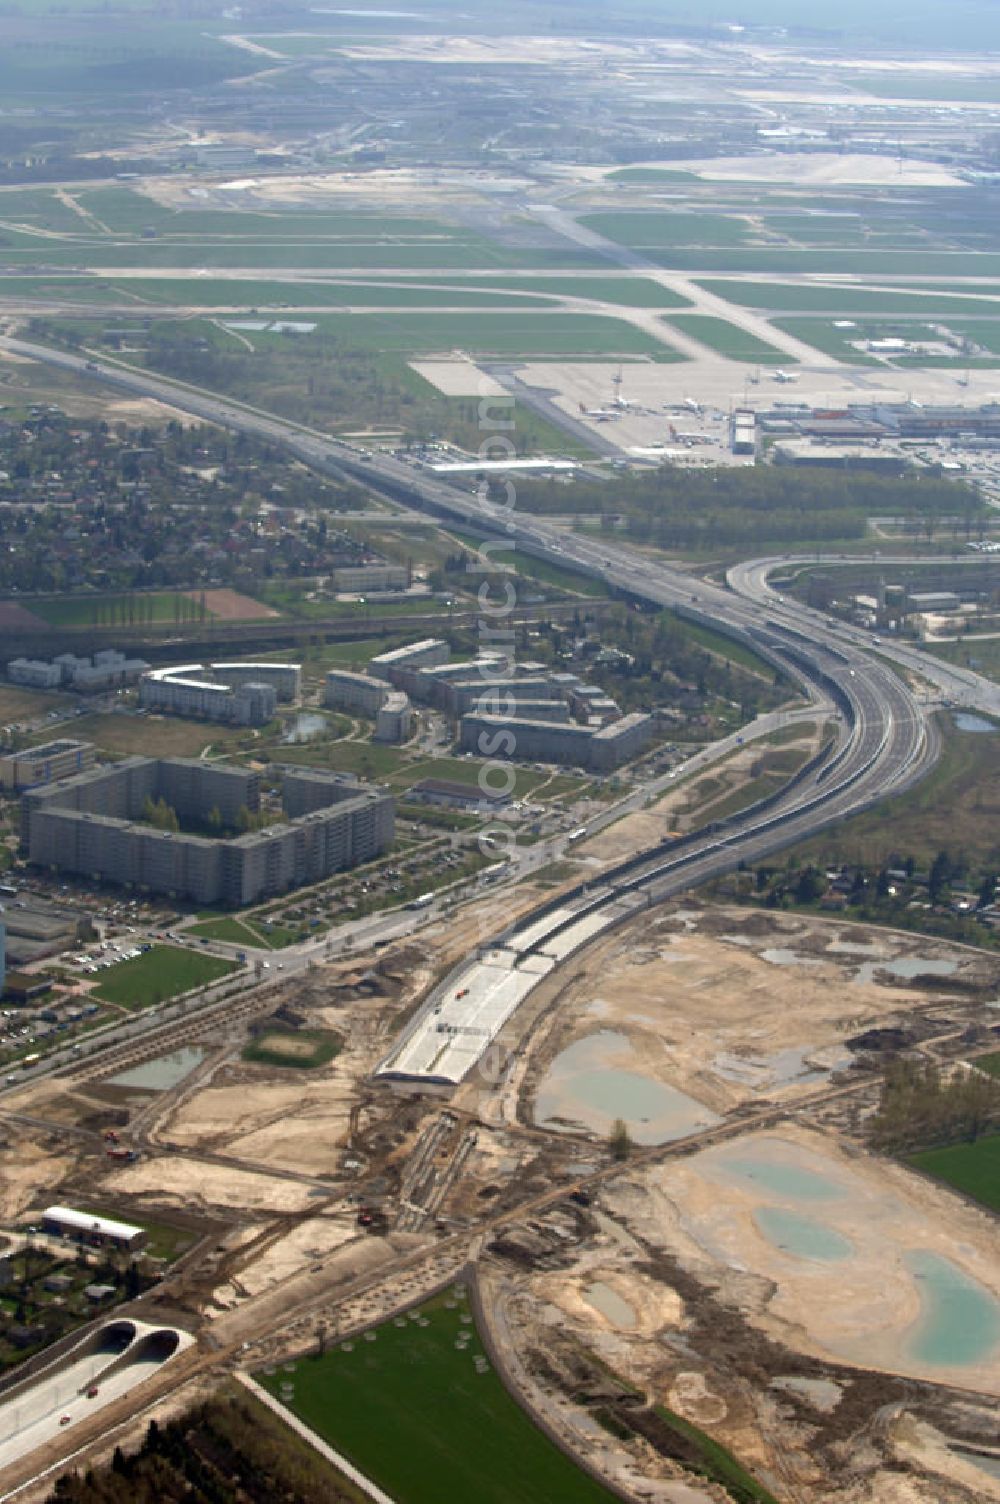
[188,914,301,949]
[242,1028,341,1069]
[258,1291,620,1504]
[665,313,787,363]
[976,1050,1000,1078]
[908,1133,1000,1212]
[90,944,236,1008]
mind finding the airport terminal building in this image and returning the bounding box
[21,758,394,906]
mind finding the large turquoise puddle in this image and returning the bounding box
[905,1251,1000,1367]
[713,1155,843,1201]
[754,1207,853,1262]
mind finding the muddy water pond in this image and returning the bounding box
[535,1030,718,1145]
[109,1046,205,1092]
[853,956,957,986]
[584,1281,637,1328]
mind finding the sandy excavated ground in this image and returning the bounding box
[677,152,965,186]
[213,1214,357,1303]
[162,1070,356,1177]
[524,905,987,1114]
[605,1124,1000,1396]
[106,1156,316,1214]
[0,1136,77,1221]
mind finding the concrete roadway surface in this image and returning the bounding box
[0,1322,192,1475]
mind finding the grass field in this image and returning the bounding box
[28,591,224,627]
[41,713,248,759]
[581,211,751,248]
[976,1050,1000,1078]
[769,318,881,364]
[104,277,550,310]
[908,1133,1000,1212]
[786,716,1000,872]
[458,275,691,307]
[443,527,610,597]
[665,313,787,363]
[258,1291,620,1504]
[699,280,1000,316]
[0,686,73,721]
[239,309,680,359]
[90,944,235,1008]
[242,1028,341,1069]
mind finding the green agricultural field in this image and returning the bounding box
[90,945,236,1009]
[242,1028,341,1069]
[665,313,787,363]
[975,1050,1000,1078]
[258,1292,621,1504]
[908,1133,1000,1212]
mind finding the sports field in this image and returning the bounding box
[259,1291,620,1504]
[242,1029,341,1069]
